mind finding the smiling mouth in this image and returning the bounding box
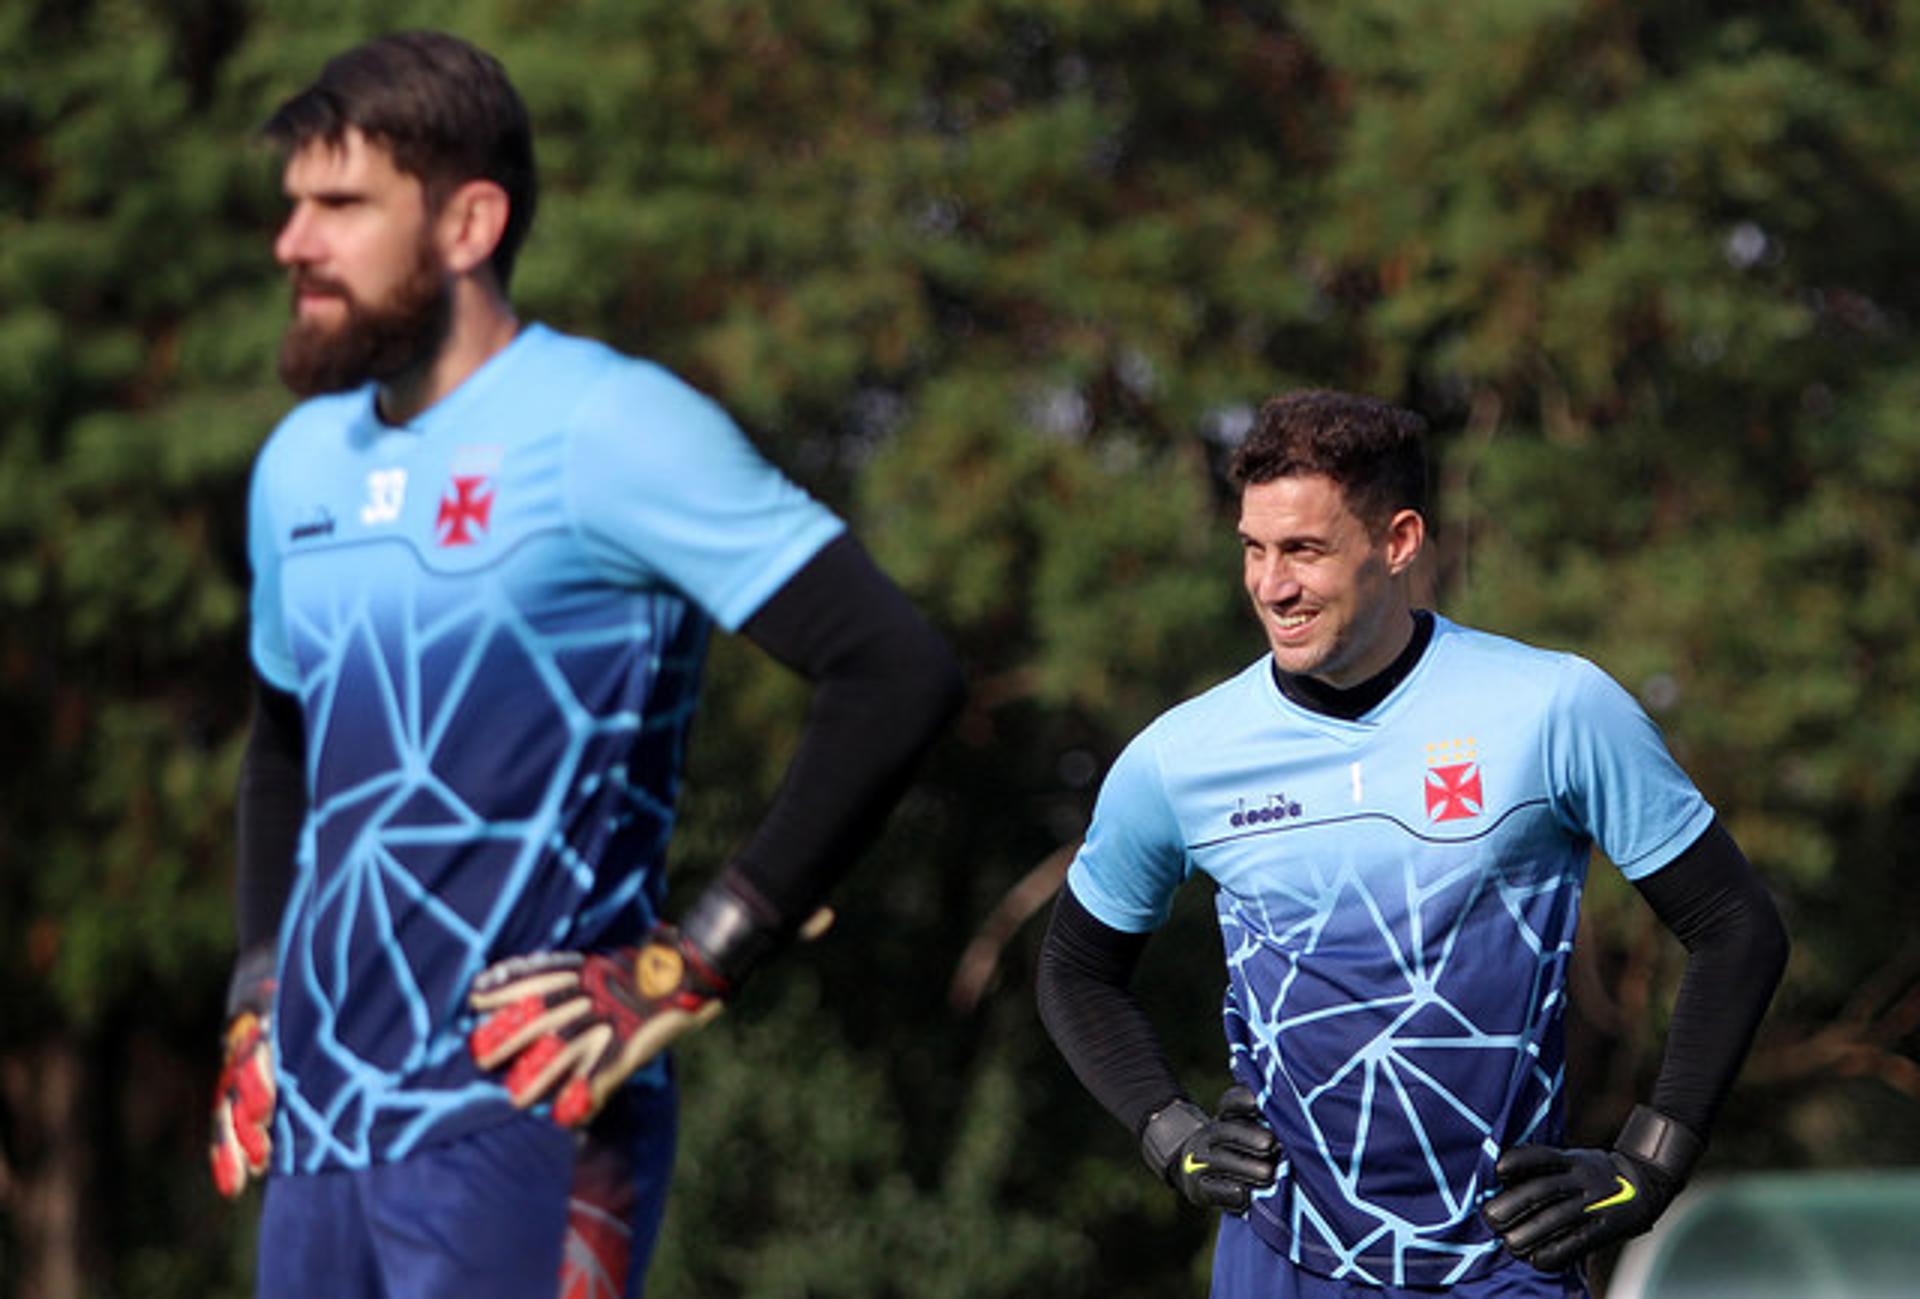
[1270,610,1315,631]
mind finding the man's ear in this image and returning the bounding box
[437,179,511,277]
[1383,508,1425,577]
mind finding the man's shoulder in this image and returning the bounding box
[1427,615,1621,716]
[1137,657,1274,749]
[1431,615,1589,679]
[256,387,371,473]
[522,324,714,418]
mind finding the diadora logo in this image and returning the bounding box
[361,468,407,526]
[289,506,335,542]
[436,475,495,546]
[1424,738,1483,823]
[1230,793,1303,829]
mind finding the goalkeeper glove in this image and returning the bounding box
[210,946,277,1199]
[468,884,823,1127]
[1480,1105,1703,1273]
[1140,1084,1280,1213]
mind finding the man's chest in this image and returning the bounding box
[1174,705,1575,904]
[273,426,569,569]
[264,422,636,695]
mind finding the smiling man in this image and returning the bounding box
[1036,390,1788,1298]
[210,31,962,1299]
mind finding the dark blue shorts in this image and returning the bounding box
[259,1082,677,1299]
[1210,1213,1590,1299]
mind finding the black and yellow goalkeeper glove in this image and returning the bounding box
[1140,1085,1281,1214]
[210,946,277,1199]
[1481,1106,1703,1272]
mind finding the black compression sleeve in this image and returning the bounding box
[236,671,306,957]
[723,532,965,929]
[1632,818,1789,1138]
[1035,885,1185,1136]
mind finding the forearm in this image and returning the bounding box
[1035,884,1184,1136]
[235,671,306,962]
[1634,819,1791,1138]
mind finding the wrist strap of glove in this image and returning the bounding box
[1615,1104,1705,1184]
[678,877,784,986]
[225,944,278,1018]
[1139,1097,1207,1183]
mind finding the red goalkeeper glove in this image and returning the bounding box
[468,883,832,1128]
[468,923,730,1127]
[210,947,276,1198]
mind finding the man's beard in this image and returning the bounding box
[277,241,452,397]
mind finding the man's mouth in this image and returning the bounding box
[292,276,351,314]
[294,294,344,318]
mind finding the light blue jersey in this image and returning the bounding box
[1067,616,1713,1288]
[246,324,842,1173]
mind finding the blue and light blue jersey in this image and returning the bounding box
[246,324,842,1172]
[1067,616,1713,1287]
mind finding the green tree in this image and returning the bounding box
[1289,0,1920,1172]
[4,3,1918,1297]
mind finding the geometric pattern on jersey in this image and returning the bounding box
[1217,809,1576,1286]
[1209,1212,1591,1299]
[247,326,842,1170]
[1065,616,1713,1288]
[272,548,702,1168]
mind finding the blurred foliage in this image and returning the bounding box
[4,1,1919,1296]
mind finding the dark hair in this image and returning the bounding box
[263,31,537,288]
[1229,390,1428,532]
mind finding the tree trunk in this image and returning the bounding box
[1,1038,88,1299]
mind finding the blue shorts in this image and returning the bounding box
[1211,1214,1590,1299]
[259,1082,677,1299]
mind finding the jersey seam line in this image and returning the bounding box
[279,526,576,577]
[1186,797,1551,851]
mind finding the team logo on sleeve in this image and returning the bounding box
[435,475,495,546]
[1424,738,1483,823]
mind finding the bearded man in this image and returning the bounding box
[210,31,963,1299]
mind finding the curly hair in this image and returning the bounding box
[1228,390,1428,533]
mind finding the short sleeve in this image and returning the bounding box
[566,363,844,631]
[247,445,300,692]
[1544,657,1716,881]
[1065,729,1192,933]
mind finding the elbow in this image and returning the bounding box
[1033,934,1077,1045]
[1756,892,1791,991]
[1715,886,1791,1001]
[928,636,968,732]
[892,622,967,743]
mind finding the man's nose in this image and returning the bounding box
[274,205,318,267]
[1252,558,1299,603]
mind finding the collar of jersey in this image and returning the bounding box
[1259,612,1451,732]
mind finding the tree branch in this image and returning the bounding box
[948,844,1076,1012]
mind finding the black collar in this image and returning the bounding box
[1272,610,1435,721]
